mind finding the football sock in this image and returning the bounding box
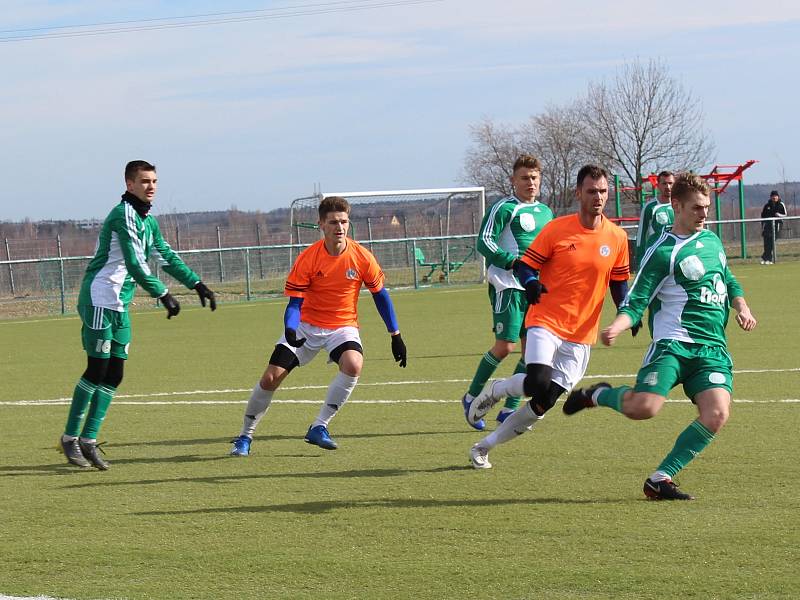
[492,373,526,400]
[596,385,630,413]
[240,383,274,438]
[468,352,502,397]
[64,377,98,437]
[654,419,715,479]
[479,402,541,449]
[313,372,358,427]
[502,358,526,411]
[81,384,117,439]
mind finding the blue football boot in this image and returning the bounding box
[230,435,252,456]
[462,393,486,431]
[304,425,338,450]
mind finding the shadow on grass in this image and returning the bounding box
[0,454,231,477]
[60,464,475,489]
[134,495,622,516]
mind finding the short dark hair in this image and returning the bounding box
[576,164,608,187]
[125,160,156,181]
[657,170,674,180]
[318,196,350,220]
[672,173,710,201]
[512,154,542,173]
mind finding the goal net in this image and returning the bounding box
[289,187,486,287]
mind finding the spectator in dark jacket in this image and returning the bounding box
[761,191,787,264]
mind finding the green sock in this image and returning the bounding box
[64,377,98,437]
[80,384,117,440]
[502,358,526,410]
[468,352,502,397]
[596,385,630,413]
[656,419,716,479]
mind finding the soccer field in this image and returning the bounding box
[1,262,798,600]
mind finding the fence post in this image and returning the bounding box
[5,238,15,296]
[245,248,252,301]
[738,179,747,259]
[216,226,225,282]
[411,239,419,290]
[57,234,67,314]
[367,217,373,251]
[175,226,181,251]
[403,216,410,267]
[256,223,265,279]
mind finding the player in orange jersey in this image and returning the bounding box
[464,165,638,469]
[229,196,407,455]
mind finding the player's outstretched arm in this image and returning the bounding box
[283,296,306,347]
[609,280,640,337]
[371,288,406,367]
[600,313,633,347]
[731,297,757,332]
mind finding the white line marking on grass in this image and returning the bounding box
[3,398,800,407]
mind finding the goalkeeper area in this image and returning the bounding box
[0,262,798,599]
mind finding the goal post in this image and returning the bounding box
[289,187,486,286]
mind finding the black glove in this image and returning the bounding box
[284,327,306,348]
[160,293,180,319]
[523,279,548,305]
[391,333,407,368]
[194,281,217,311]
[631,321,642,337]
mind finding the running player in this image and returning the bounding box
[634,171,675,269]
[461,154,553,430]
[230,196,407,455]
[563,173,757,500]
[60,160,217,470]
[466,164,635,469]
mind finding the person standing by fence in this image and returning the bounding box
[761,190,787,264]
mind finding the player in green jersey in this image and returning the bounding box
[59,160,217,470]
[563,173,757,500]
[634,171,675,270]
[461,155,554,430]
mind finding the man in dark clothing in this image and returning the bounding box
[761,190,787,264]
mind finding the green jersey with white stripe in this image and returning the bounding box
[78,199,200,312]
[635,198,674,265]
[620,229,744,347]
[477,196,553,291]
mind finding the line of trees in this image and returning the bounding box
[463,59,715,215]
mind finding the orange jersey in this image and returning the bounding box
[284,239,385,329]
[521,214,629,344]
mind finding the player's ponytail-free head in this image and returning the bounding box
[672,173,710,203]
[318,196,351,220]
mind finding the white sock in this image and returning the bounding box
[313,372,359,427]
[478,403,542,449]
[61,434,77,442]
[240,383,274,438]
[492,373,526,400]
[649,470,671,482]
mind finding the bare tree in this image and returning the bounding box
[523,103,587,215]
[462,117,525,198]
[581,59,715,188]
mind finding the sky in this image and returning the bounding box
[1,0,799,221]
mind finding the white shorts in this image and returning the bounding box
[279,322,362,367]
[524,326,591,391]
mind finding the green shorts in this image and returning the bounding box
[634,339,733,401]
[79,305,131,359]
[488,286,527,342]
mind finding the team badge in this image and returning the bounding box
[708,372,726,385]
[679,255,705,281]
[345,268,358,280]
[643,371,658,386]
[656,211,669,224]
[599,245,610,257]
[519,213,536,232]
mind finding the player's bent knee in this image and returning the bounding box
[330,341,363,376]
[82,356,109,385]
[522,363,553,398]
[103,357,125,388]
[623,392,663,420]
[268,344,299,373]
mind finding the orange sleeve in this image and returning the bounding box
[284,249,313,298]
[521,223,553,269]
[360,248,385,292]
[610,228,631,281]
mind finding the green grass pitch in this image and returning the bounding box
[0,262,798,599]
